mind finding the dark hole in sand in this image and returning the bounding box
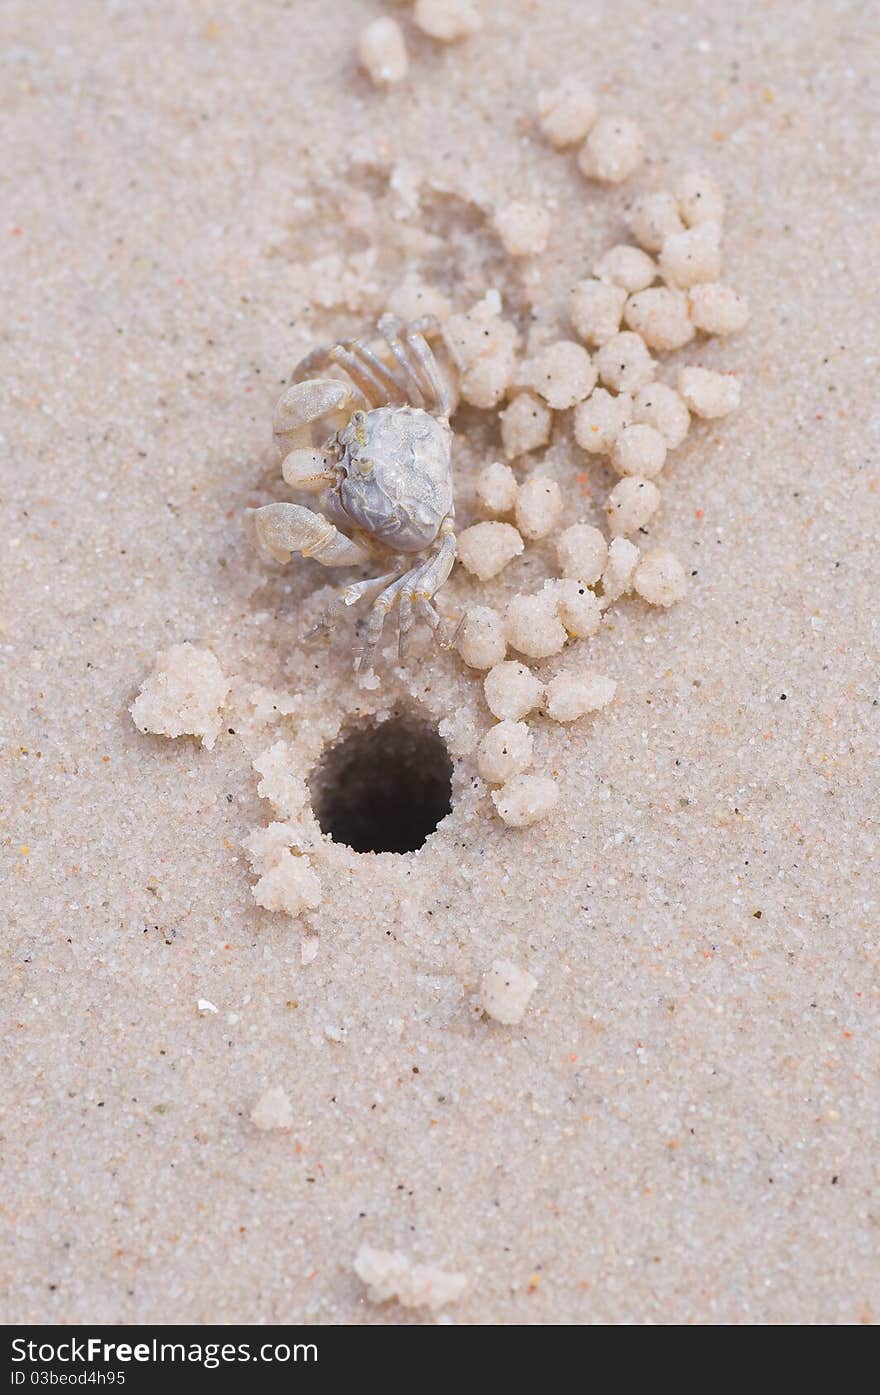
[310,714,453,855]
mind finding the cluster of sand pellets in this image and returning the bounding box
[357,1,482,87]
[132,82,747,846]
[426,115,746,828]
[286,52,746,832]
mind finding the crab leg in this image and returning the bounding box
[416,597,441,630]
[403,325,451,417]
[324,346,397,409]
[248,502,371,567]
[355,570,412,673]
[378,314,450,417]
[341,340,408,405]
[376,315,428,408]
[416,598,467,651]
[396,516,457,656]
[351,516,457,663]
[396,568,427,657]
[305,569,402,641]
[415,515,458,597]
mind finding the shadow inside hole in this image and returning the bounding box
[310,714,453,855]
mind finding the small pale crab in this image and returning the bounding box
[248,314,459,672]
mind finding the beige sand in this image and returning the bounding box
[2,0,878,1325]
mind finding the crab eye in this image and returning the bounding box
[357,458,374,475]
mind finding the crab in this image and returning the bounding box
[248,315,458,673]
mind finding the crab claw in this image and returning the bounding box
[246,503,371,567]
[273,378,359,455]
[281,449,337,492]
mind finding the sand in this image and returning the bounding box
[2,0,878,1325]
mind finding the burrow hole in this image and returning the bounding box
[310,713,453,855]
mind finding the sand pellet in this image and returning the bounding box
[632,382,690,449]
[600,535,640,602]
[251,855,322,918]
[677,365,741,418]
[354,1245,466,1311]
[605,476,661,536]
[475,460,518,516]
[505,589,568,658]
[499,391,552,458]
[555,522,608,584]
[480,959,537,1023]
[610,423,667,478]
[242,821,299,877]
[456,604,507,669]
[545,670,617,722]
[476,719,534,783]
[675,168,725,227]
[624,286,694,350]
[460,351,516,411]
[536,77,597,147]
[633,547,688,606]
[484,661,545,721]
[248,686,299,724]
[593,244,657,292]
[413,0,481,41]
[517,340,596,409]
[130,643,230,751]
[689,282,750,335]
[251,1086,294,1132]
[573,387,633,453]
[387,274,452,324]
[253,741,310,818]
[578,115,645,184]
[595,331,654,394]
[457,521,524,579]
[443,289,505,364]
[569,278,627,346]
[357,17,408,85]
[443,291,518,409]
[515,475,563,540]
[495,200,551,256]
[550,579,602,638]
[492,773,559,827]
[659,220,722,288]
[627,192,684,252]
